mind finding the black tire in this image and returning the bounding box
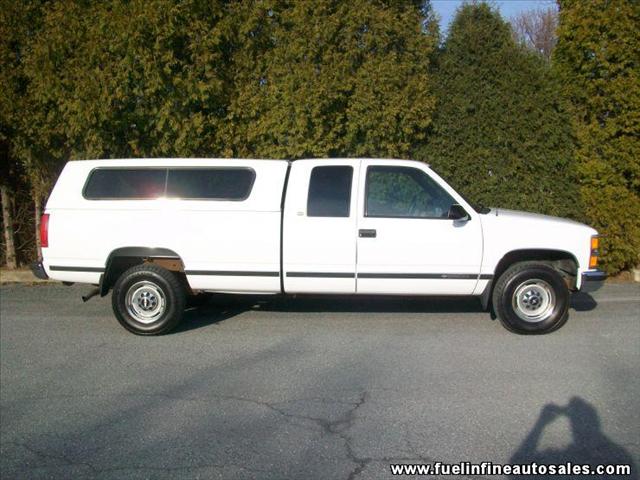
[112,264,186,335]
[492,262,569,334]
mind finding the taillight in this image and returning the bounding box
[40,213,49,248]
[589,235,599,268]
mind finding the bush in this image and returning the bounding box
[415,3,582,221]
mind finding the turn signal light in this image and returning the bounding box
[589,235,599,268]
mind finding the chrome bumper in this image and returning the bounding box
[580,270,607,293]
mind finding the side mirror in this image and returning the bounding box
[448,204,470,221]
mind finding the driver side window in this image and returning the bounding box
[365,166,456,218]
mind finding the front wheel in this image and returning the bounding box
[492,262,569,334]
[112,264,186,335]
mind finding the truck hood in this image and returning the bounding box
[489,208,587,229]
[479,208,597,273]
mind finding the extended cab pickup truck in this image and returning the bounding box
[32,158,606,335]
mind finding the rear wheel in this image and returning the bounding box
[112,264,185,335]
[492,262,569,334]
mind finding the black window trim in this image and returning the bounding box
[307,165,354,218]
[82,166,256,201]
[364,165,457,220]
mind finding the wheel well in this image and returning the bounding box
[100,247,187,297]
[482,249,579,311]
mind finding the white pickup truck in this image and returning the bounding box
[32,158,605,335]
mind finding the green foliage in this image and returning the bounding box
[554,0,640,273]
[2,0,638,273]
[0,0,46,187]
[220,0,436,158]
[415,2,582,220]
[18,0,234,170]
[9,0,436,171]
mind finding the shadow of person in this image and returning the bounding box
[509,397,637,479]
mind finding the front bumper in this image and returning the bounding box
[580,270,607,293]
[30,261,49,280]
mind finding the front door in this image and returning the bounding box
[283,159,360,293]
[356,160,483,295]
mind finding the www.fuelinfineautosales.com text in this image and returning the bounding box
[389,461,632,476]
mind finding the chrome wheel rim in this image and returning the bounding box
[125,281,166,324]
[512,279,556,323]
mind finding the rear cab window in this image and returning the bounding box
[307,166,353,217]
[83,169,166,199]
[166,168,255,200]
[83,167,255,201]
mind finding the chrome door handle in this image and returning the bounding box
[359,229,376,238]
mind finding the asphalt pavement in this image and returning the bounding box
[1,283,639,479]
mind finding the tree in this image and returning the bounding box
[415,2,581,220]
[3,0,241,264]
[511,6,558,61]
[220,0,437,159]
[554,0,640,273]
[0,181,17,269]
[4,1,438,265]
[0,0,46,267]
[19,0,438,164]
[18,0,235,166]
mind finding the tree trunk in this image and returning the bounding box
[1,185,17,269]
[34,189,42,259]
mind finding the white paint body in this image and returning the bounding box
[42,158,598,295]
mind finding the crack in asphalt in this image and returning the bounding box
[2,389,492,479]
[2,389,494,479]
[2,391,412,479]
[201,391,485,480]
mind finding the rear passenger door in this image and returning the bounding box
[283,159,360,293]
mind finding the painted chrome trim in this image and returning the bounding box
[286,272,356,278]
[49,265,105,272]
[358,273,492,280]
[286,272,492,280]
[185,270,279,277]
